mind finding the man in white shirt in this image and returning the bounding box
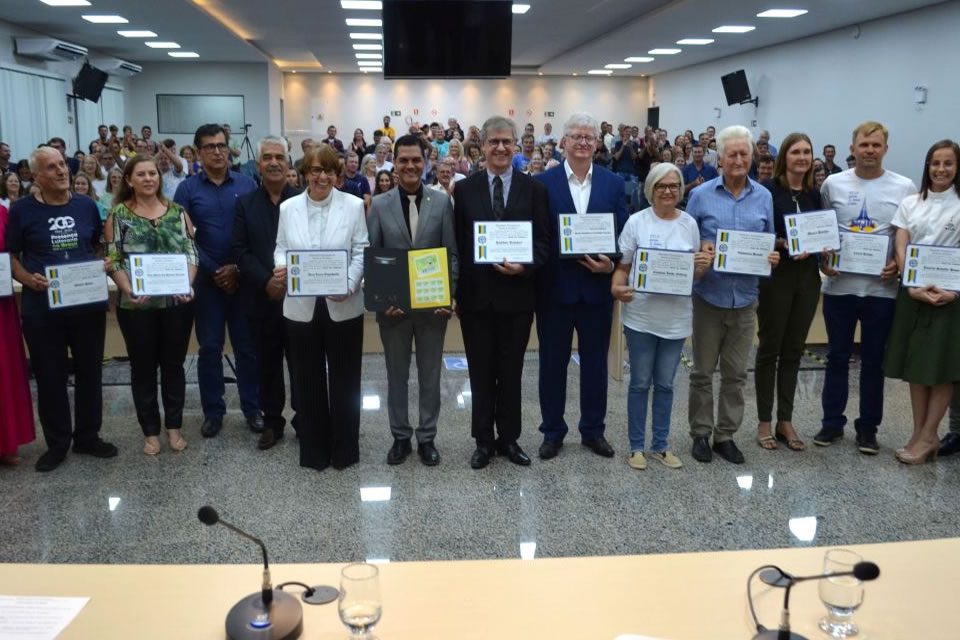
[156,151,184,201]
[816,120,917,455]
[538,122,556,146]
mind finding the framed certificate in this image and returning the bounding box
[364,247,451,312]
[713,229,776,277]
[286,250,349,297]
[902,244,960,291]
[0,252,12,298]
[631,248,694,296]
[828,231,890,276]
[128,254,191,296]
[558,213,618,259]
[784,209,840,256]
[473,221,534,264]
[45,260,109,310]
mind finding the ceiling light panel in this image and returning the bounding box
[345,18,382,27]
[757,9,808,18]
[355,53,382,59]
[713,25,756,33]
[352,43,382,50]
[624,56,654,63]
[82,15,129,23]
[117,30,158,38]
[512,3,531,13]
[588,69,613,75]
[349,32,383,39]
[146,42,181,48]
[604,63,631,69]
[341,0,382,8]
[648,48,681,54]
[40,0,91,6]
[357,60,381,66]
[677,38,714,45]
[168,52,199,58]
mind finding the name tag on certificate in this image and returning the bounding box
[45,260,109,309]
[713,229,775,277]
[129,254,191,296]
[0,252,12,297]
[474,221,534,264]
[632,248,694,296]
[784,209,840,255]
[287,250,350,297]
[558,213,617,258]
[902,244,960,291]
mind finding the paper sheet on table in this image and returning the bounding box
[0,595,89,640]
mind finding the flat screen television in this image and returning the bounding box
[383,1,512,78]
[74,62,108,102]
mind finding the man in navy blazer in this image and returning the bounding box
[534,112,628,461]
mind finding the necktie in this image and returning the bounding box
[407,193,419,243]
[493,175,505,220]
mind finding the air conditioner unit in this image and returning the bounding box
[88,56,143,77]
[15,37,88,62]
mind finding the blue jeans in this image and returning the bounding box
[194,276,259,420]
[625,327,685,452]
[821,294,896,435]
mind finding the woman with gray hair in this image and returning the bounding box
[611,162,711,471]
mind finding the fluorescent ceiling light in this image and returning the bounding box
[604,63,631,69]
[345,18,382,27]
[587,69,613,75]
[512,3,531,13]
[361,68,383,73]
[349,32,383,39]
[624,56,654,63]
[648,48,681,55]
[146,41,180,48]
[677,38,714,45]
[40,0,91,6]
[713,25,755,33]
[82,14,129,23]
[168,52,199,58]
[358,60,382,66]
[757,9,808,18]
[117,30,158,38]
[341,0,382,8]
[352,43,382,50]
[355,53,382,59]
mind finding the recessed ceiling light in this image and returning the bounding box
[168,52,199,58]
[355,53,382,59]
[588,69,613,75]
[345,18,382,27]
[349,32,383,39]
[713,25,756,33]
[352,43,382,50]
[677,38,714,45]
[328,70,333,74]
[40,0,91,6]
[537,72,543,76]
[572,72,578,76]
[146,42,180,48]
[291,70,297,73]
[625,56,654,63]
[605,63,631,69]
[512,3,531,13]
[82,15,129,23]
[648,48,681,55]
[117,30,158,38]
[357,60,381,66]
[340,0,381,8]
[757,9,808,18]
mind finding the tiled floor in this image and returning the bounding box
[2,350,958,565]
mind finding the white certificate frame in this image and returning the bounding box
[828,230,890,276]
[0,252,12,297]
[558,212,618,258]
[45,260,109,310]
[473,221,534,265]
[713,228,776,277]
[286,249,350,297]
[902,243,960,292]
[128,253,191,296]
[784,209,840,256]
[631,248,694,297]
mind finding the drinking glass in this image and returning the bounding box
[818,548,865,637]
[338,562,382,638]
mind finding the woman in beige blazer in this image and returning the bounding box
[274,144,369,470]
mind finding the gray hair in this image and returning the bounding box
[716,125,752,159]
[257,136,287,161]
[643,162,685,203]
[480,115,517,144]
[29,146,60,174]
[563,112,600,139]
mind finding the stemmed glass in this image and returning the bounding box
[338,563,382,638]
[818,549,865,637]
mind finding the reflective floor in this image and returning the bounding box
[2,350,958,565]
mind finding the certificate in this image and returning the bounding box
[0,252,11,297]
[631,248,694,296]
[902,244,960,291]
[713,229,775,277]
[558,213,617,258]
[474,221,533,264]
[45,260,109,309]
[828,231,890,276]
[287,250,349,297]
[784,209,840,256]
[128,254,191,296]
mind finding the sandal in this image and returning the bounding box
[757,434,778,450]
[775,424,806,451]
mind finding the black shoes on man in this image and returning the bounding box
[35,437,119,473]
[386,439,440,466]
[691,436,745,464]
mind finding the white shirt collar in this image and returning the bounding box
[564,160,592,184]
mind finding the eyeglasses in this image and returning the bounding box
[308,166,338,176]
[200,143,229,153]
[568,134,597,144]
[654,183,682,193]
[484,138,515,149]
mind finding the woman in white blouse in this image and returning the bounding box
[611,163,711,471]
[274,144,369,471]
[884,139,960,464]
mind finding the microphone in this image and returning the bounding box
[198,506,273,605]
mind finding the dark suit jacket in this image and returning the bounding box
[454,169,550,314]
[534,162,627,305]
[231,184,300,313]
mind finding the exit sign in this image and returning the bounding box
[391,110,401,116]
[544,111,554,117]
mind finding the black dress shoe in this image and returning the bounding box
[417,442,440,466]
[691,437,712,463]
[538,440,563,460]
[813,427,843,447]
[35,449,67,472]
[201,418,223,438]
[470,445,495,469]
[257,429,283,450]
[712,440,745,464]
[497,442,531,466]
[939,432,960,457]
[246,414,265,434]
[855,432,879,455]
[72,438,118,458]
[582,437,615,458]
[387,438,412,465]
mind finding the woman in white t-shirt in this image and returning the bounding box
[611,163,711,471]
[884,139,960,464]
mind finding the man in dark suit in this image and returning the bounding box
[454,115,551,469]
[367,135,459,466]
[231,136,300,449]
[534,113,628,461]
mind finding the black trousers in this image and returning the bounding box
[249,300,298,434]
[459,308,533,446]
[116,304,195,437]
[21,308,106,452]
[285,302,363,470]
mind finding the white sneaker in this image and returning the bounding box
[627,451,647,470]
[651,451,683,469]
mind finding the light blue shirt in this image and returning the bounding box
[486,166,513,209]
[687,176,774,309]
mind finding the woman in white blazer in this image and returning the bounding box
[274,144,369,471]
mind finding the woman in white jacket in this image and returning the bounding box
[274,144,369,471]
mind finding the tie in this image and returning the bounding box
[493,175,505,220]
[407,194,419,243]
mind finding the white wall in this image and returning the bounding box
[649,2,960,185]
[283,73,649,154]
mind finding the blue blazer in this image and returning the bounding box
[534,162,627,305]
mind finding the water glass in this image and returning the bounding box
[818,548,865,637]
[338,562,382,638]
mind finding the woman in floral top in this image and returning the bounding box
[105,154,198,456]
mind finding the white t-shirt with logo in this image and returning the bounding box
[618,207,701,339]
[821,168,917,299]
[891,189,960,247]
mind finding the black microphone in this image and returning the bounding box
[198,506,272,605]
